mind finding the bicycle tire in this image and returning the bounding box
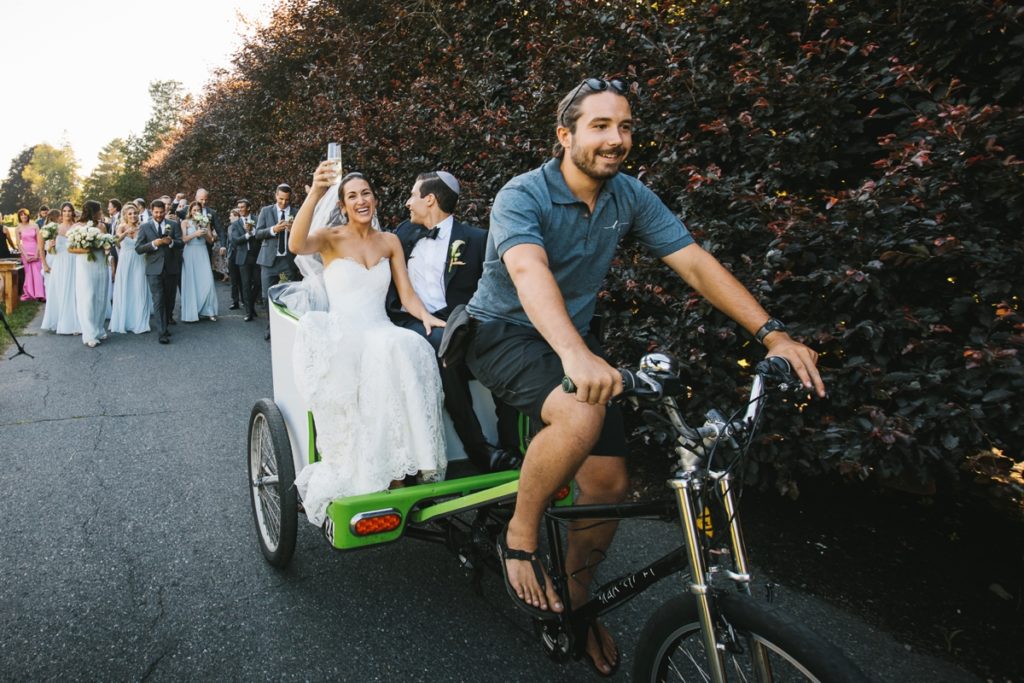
[632,593,869,682]
[247,398,298,568]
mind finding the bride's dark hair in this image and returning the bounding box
[337,172,376,199]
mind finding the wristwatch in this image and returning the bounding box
[754,318,787,345]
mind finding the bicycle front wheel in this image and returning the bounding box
[632,593,869,682]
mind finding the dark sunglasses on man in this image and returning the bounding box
[558,77,627,125]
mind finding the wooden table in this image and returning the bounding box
[0,259,24,314]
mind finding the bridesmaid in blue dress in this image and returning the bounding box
[40,203,81,335]
[180,201,219,322]
[109,204,151,334]
[73,200,110,348]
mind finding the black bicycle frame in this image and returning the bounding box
[542,499,692,649]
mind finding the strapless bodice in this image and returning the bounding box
[323,256,391,325]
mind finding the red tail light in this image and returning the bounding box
[351,509,402,536]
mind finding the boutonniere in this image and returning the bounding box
[447,239,466,272]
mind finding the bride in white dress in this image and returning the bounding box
[288,163,448,526]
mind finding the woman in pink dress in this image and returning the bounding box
[15,209,45,301]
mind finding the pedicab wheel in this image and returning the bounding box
[248,398,297,568]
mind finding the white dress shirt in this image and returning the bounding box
[406,215,453,314]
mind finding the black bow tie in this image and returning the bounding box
[423,227,440,240]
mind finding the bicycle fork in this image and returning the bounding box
[669,471,772,682]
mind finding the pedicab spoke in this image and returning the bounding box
[263,489,281,528]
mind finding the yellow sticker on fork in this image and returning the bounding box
[697,506,714,538]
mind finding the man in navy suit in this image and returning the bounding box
[387,171,519,472]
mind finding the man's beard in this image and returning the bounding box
[570,142,626,181]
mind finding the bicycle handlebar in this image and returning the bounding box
[561,356,801,402]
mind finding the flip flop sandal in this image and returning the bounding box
[587,621,621,678]
[496,527,562,621]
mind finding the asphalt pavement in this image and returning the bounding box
[0,282,979,682]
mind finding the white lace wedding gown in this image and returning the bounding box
[293,256,446,526]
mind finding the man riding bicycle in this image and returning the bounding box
[464,77,825,675]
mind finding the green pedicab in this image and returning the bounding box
[247,294,571,568]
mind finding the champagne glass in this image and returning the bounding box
[327,142,342,181]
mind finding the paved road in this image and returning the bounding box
[0,283,977,681]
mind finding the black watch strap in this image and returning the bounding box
[755,318,787,345]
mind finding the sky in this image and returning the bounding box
[1,0,277,177]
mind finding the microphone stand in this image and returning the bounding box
[0,306,34,359]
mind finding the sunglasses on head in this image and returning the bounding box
[558,77,627,125]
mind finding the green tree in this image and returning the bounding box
[93,81,188,202]
[0,146,42,214]
[82,138,128,202]
[22,142,80,206]
[142,80,188,152]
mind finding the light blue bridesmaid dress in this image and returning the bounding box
[109,235,151,334]
[75,248,109,345]
[180,224,218,321]
[40,234,80,335]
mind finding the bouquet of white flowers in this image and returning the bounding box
[39,222,59,254]
[67,222,108,261]
[97,233,117,255]
[192,213,210,229]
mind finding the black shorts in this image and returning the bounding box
[466,319,627,457]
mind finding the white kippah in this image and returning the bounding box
[436,171,460,196]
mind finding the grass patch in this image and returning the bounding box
[0,301,41,357]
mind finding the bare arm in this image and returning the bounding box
[38,230,48,271]
[288,160,337,255]
[385,233,445,335]
[181,220,199,242]
[661,243,824,396]
[503,243,621,405]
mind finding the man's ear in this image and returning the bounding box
[556,125,572,151]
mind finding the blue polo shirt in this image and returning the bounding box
[467,158,694,334]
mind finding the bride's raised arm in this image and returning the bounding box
[289,160,339,255]
[384,233,446,336]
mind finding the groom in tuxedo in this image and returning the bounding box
[387,171,520,473]
[136,199,184,344]
[255,184,299,339]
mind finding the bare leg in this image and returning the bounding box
[567,455,628,673]
[503,388,605,614]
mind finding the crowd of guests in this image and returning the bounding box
[18,189,235,346]
[12,185,307,346]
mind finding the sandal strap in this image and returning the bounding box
[499,530,549,591]
[502,546,537,562]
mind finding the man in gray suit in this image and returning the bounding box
[254,184,299,339]
[229,199,260,321]
[135,200,184,344]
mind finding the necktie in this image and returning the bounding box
[277,210,286,254]
[423,227,440,240]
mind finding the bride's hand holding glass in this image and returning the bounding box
[310,160,341,195]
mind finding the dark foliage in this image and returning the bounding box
[152,0,1024,511]
[0,146,41,215]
